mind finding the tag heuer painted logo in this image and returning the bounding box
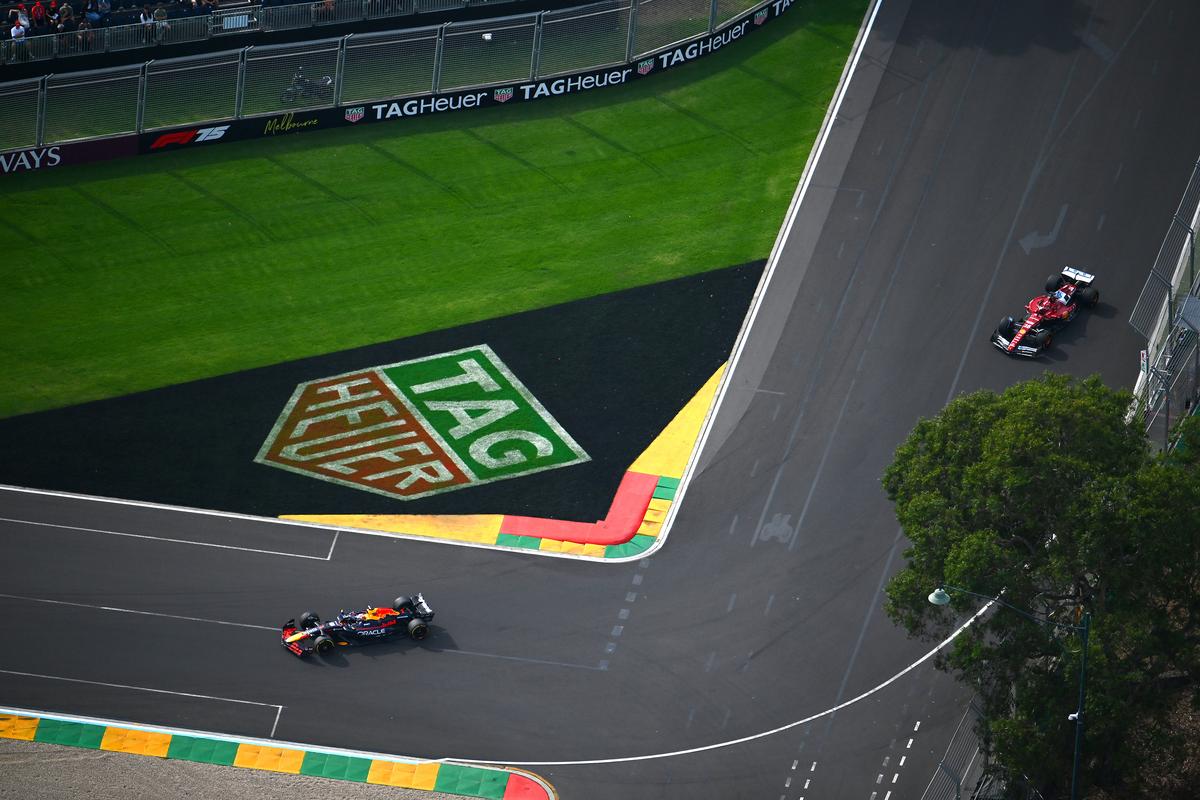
[344,106,365,123]
[753,9,768,24]
[256,345,589,501]
[637,59,654,75]
[493,87,514,103]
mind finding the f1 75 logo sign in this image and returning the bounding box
[150,126,231,149]
[256,345,590,501]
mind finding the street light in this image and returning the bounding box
[929,585,1091,800]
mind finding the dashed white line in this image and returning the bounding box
[913,721,921,732]
[726,593,737,613]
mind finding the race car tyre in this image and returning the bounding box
[1031,330,1052,350]
[407,619,428,640]
[314,635,335,655]
[997,316,1016,336]
[1046,274,1065,293]
[393,596,411,611]
[1077,286,1099,307]
[299,611,320,629]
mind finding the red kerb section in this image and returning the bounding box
[503,772,553,800]
[499,471,658,545]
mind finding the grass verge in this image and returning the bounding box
[0,0,867,418]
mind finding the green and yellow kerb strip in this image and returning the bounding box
[0,708,554,800]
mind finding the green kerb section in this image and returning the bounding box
[300,751,373,782]
[32,719,105,748]
[166,735,240,765]
[434,763,510,799]
[605,534,656,558]
[653,475,679,500]
[496,533,543,549]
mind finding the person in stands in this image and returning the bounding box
[28,0,47,31]
[139,3,153,39]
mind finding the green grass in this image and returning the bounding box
[0,0,866,418]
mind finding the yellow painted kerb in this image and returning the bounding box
[281,514,504,544]
[0,715,38,740]
[629,364,726,479]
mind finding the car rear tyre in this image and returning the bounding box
[1045,274,1065,293]
[1077,286,1099,307]
[314,635,335,655]
[393,596,411,611]
[407,619,428,640]
[1031,330,1053,350]
[299,611,320,629]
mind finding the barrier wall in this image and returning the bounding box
[0,0,794,175]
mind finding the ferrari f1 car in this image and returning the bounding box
[281,593,434,658]
[991,267,1100,357]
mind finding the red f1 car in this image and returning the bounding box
[281,593,434,658]
[992,267,1099,357]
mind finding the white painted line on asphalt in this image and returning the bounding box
[0,593,276,631]
[643,0,886,562]
[452,599,995,765]
[0,515,330,561]
[0,669,282,711]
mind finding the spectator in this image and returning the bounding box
[95,0,109,23]
[9,15,28,59]
[28,0,46,31]
[151,1,167,39]
[75,13,92,48]
[15,2,30,25]
[82,0,99,22]
[59,0,73,19]
[138,2,152,38]
[200,0,214,14]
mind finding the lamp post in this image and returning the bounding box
[929,585,1090,800]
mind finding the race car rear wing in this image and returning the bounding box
[1062,266,1095,285]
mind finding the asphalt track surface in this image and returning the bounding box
[4,1,1200,798]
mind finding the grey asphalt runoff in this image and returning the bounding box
[4,0,1200,798]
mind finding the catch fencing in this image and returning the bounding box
[1129,157,1200,449]
[0,0,500,66]
[0,0,765,150]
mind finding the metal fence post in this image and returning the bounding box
[625,0,638,62]
[136,60,149,133]
[36,75,48,147]
[530,11,542,80]
[235,47,248,118]
[334,36,348,106]
[432,23,446,93]
[708,0,718,32]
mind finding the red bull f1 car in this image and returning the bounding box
[992,267,1099,357]
[281,593,434,658]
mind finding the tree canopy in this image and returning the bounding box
[883,374,1200,798]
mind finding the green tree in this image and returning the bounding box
[883,374,1200,798]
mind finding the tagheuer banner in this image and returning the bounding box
[140,0,792,154]
[0,0,793,171]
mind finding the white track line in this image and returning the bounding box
[0,516,329,561]
[643,0,886,562]
[451,599,994,766]
[0,593,276,631]
[0,669,282,710]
